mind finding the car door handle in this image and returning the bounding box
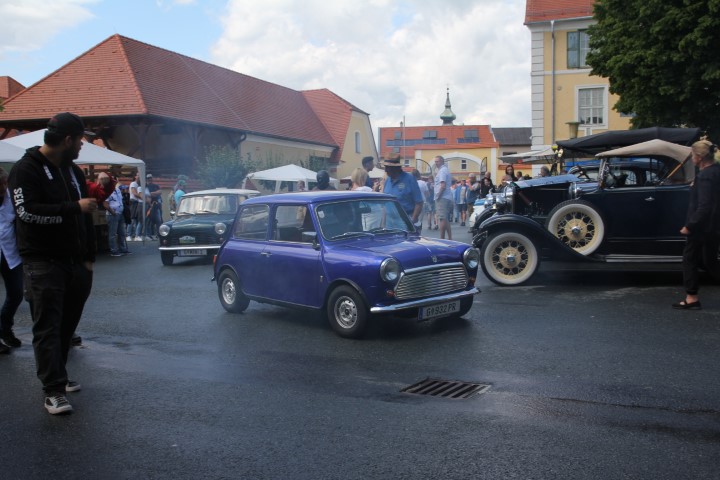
[644,196,655,202]
[261,252,272,257]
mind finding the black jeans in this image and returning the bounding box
[0,253,23,334]
[682,234,720,296]
[23,260,93,394]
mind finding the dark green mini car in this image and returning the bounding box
[158,188,259,265]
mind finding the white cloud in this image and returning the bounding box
[0,0,95,56]
[211,0,530,129]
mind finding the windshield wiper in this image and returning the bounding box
[329,231,375,240]
[369,228,408,236]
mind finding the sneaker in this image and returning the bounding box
[133,236,143,242]
[71,334,82,347]
[0,342,9,354]
[0,330,21,348]
[110,252,123,257]
[45,393,73,414]
[143,236,153,241]
[126,236,133,242]
[122,251,132,255]
[66,381,82,392]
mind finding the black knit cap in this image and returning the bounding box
[47,112,95,137]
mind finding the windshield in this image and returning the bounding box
[177,194,247,215]
[316,198,414,240]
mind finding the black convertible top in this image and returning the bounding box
[557,127,701,155]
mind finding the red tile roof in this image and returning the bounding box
[302,89,367,161]
[0,76,25,100]
[0,35,337,146]
[378,124,498,159]
[525,0,595,23]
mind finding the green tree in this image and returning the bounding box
[197,145,255,189]
[587,0,720,138]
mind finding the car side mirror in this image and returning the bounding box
[302,231,320,249]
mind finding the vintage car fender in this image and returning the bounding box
[474,214,592,263]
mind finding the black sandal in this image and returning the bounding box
[671,300,701,310]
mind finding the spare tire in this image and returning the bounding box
[545,200,605,255]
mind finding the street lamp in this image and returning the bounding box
[400,117,406,165]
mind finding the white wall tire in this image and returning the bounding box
[480,231,539,286]
[545,200,605,255]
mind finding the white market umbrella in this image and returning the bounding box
[246,163,339,192]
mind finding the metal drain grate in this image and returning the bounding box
[401,378,490,399]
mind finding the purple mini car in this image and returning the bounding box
[213,191,480,338]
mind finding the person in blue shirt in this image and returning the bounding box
[0,167,23,353]
[382,155,423,229]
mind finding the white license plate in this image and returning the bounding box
[178,249,206,256]
[419,300,460,320]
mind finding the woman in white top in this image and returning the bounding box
[350,168,373,192]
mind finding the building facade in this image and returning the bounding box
[525,0,631,149]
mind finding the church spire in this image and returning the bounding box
[440,87,456,125]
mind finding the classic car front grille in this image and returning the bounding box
[395,265,468,300]
[167,232,217,246]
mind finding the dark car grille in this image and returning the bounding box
[167,232,218,246]
[395,265,468,300]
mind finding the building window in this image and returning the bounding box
[567,31,590,68]
[578,87,605,126]
[404,158,410,167]
[461,159,467,171]
[394,131,402,140]
[392,147,400,153]
[355,132,361,153]
[423,130,437,139]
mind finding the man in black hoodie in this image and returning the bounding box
[8,112,97,415]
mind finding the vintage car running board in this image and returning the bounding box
[600,254,682,263]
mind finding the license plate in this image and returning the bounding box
[419,300,460,320]
[178,249,206,256]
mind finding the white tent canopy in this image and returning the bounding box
[1,129,145,175]
[0,142,26,162]
[245,163,339,192]
[1,129,149,237]
[499,146,557,165]
[342,166,385,181]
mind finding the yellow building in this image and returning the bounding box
[525,0,631,149]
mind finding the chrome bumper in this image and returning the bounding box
[369,287,479,314]
[158,244,220,252]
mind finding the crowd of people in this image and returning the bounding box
[4,111,717,418]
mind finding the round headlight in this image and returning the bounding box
[380,258,400,283]
[158,224,170,236]
[215,222,227,235]
[463,247,480,269]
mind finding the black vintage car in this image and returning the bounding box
[473,139,697,285]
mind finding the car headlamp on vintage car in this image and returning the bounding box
[214,222,227,235]
[380,257,401,282]
[485,193,496,207]
[463,247,480,269]
[158,224,170,237]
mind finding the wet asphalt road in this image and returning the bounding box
[1,223,719,480]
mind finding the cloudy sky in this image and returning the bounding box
[0,0,531,132]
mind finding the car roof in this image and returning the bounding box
[182,188,260,197]
[242,190,395,205]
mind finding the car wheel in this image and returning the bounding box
[161,251,174,266]
[327,285,368,338]
[481,231,539,286]
[450,296,474,318]
[545,200,605,255]
[217,269,250,313]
